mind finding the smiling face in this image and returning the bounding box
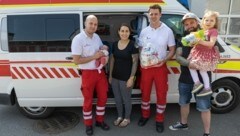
[202,15,217,30]
[118,25,130,40]
[148,8,161,25]
[201,10,219,30]
[183,18,199,33]
[84,15,98,35]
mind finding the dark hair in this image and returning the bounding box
[148,4,162,13]
[118,23,132,33]
[117,23,133,39]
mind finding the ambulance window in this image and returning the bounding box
[161,14,184,39]
[83,14,146,48]
[7,14,79,52]
[1,17,9,51]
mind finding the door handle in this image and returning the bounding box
[65,56,73,60]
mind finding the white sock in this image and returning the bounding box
[199,71,210,89]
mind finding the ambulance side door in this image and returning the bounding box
[7,12,82,106]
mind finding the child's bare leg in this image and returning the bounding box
[189,69,200,84]
[199,71,210,89]
[196,71,212,97]
[189,69,203,93]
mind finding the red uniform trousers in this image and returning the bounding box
[81,69,108,126]
[140,64,168,122]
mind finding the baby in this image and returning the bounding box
[95,45,109,73]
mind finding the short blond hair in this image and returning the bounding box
[201,10,219,29]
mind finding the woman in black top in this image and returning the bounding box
[109,23,139,127]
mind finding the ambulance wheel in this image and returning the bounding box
[211,79,240,114]
[16,101,55,119]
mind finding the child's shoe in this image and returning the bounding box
[192,83,203,94]
[197,89,213,97]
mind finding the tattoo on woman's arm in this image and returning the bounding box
[130,54,139,77]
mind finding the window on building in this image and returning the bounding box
[218,17,228,35]
[229,18,240,35]
[231,0,240,14]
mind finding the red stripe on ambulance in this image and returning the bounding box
[19,67,32,79]
[11,67,80,79]
[11,72,18,79]
[68,68,80,78]
[12,67,25,79]
[35,67,47,78]
[0,65,11,76]
[59,68,71,78]
[170,67,180,74]
[166,68,171,74]
[27,67,40,79]
[0,0,164,5]
[42,68,54,78]
[0,60,11,77]
[0,60,10,64]
[50,68,63,78]
[213,69,240,73]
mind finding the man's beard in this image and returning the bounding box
[188,27,199,32]
[184,27,199,35]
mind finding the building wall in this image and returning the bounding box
[188,0,240,46]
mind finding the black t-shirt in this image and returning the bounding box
[112,40,139,81]
[178,40,194,84]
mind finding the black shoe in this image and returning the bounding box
[138,117,149,126]
[85,126,93,136]
[156,122,164,133]
[203,133,210,136]
[169,122,188,130]
[95,121,110,130]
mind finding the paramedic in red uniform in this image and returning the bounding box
[71,15,109,136]
[137,4,176,133]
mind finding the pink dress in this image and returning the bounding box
[95,56,107,67]
[188,28,220,71]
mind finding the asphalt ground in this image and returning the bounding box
[0,103,239,136]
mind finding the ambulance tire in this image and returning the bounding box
[16,100,55,119]
[211,79,240,114]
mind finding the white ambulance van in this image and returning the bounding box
[0,0,240,119]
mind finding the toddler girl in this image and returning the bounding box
[187,10,220,97]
